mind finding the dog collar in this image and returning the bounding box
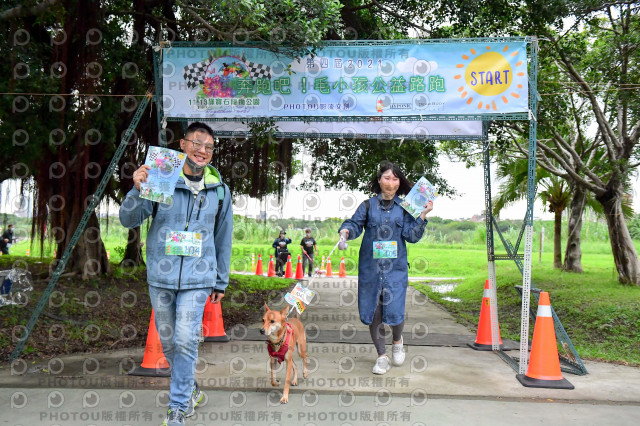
[267,323,293,364]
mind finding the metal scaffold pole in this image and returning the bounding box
[10,92,154,362]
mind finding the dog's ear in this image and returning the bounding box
[280,305,290,317]
[264,302,270,312]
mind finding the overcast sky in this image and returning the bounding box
[2,154,638,222]
[233,154,557,222]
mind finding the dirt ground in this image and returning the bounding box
[0,257,288,362]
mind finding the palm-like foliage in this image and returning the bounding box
[494,159,570,268]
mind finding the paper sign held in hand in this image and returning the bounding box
[140,147,187,205]
[400,176,438,218]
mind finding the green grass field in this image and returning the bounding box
[3,215,639,364]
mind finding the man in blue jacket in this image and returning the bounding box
[119,122,233,426]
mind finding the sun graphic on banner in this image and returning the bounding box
[454,45,526,111]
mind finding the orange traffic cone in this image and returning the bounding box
[284,255,293,278]
[267,255,276,277]
[129,309,171,377]
[295,255,304,279]
[326,257,333,277]
[339,257,346,278]
[320,255,326,271]
[468,279,506,351]
[255,254,264,276]
[517,292,574,389]
[202,295,230,342]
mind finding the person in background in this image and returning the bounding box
[300,228,318,277]
[1,224,15,255]
[338,161,433,375]
[272,230,291,276]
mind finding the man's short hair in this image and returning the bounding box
[185,121,214,138]
[304,228,311,232]
[8,224,13,227]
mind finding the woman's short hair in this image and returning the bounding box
[368,161,413,196]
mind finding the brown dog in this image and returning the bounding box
[261,303,309,403]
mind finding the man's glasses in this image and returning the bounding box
[184,139,214,153]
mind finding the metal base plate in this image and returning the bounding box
[467,342,510,351]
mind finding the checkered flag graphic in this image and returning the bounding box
[246,61,272,81]
[242,53,271,81]
[182,60,210,89]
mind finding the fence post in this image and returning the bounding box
[539,226,544,263]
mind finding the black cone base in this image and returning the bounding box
[128,366,171,377]
[516,374,574,389]
[204,334,230,342]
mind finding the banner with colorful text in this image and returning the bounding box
[207,120,484,140]
[162,40,529,119]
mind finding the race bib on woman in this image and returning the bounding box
[373,241,397,259]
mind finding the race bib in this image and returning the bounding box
[166,231,202,257]
[373,241,397,259]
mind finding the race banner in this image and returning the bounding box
[161,40,529,120]
[207,120,484,140]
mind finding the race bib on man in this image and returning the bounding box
[166,231,202,257]
[373,241,397,259]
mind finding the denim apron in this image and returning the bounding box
[339,194,427,326]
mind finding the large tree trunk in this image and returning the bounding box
[598,190,640,285]
[55,212,111,279]
[553,208,563,269]
[120,227,145,267]
[563,186,586,272]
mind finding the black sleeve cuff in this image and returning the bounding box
[213,288,225,294]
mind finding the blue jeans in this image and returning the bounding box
[148,285,209,412]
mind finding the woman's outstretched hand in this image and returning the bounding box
[420,201,434,220]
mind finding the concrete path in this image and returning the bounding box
[2,276,639,425]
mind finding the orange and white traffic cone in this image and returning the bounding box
[267,255,276,277]
[339,257,347,278]
[26,249,30,257]
[468,279,506,351]
[202,295,230,342]
[326,257,333,277]
[255,254,264,276]
[516,292,574,389]
[129,309,171,377]
[251,253,255,273]
[295,255,304,279]
[284,255,293,278]
[320,255,326,271]
[107,250,111,260]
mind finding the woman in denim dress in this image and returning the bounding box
[339,161,433,374]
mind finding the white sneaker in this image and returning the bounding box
[392,336,405,366]
[372,355,391,375]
